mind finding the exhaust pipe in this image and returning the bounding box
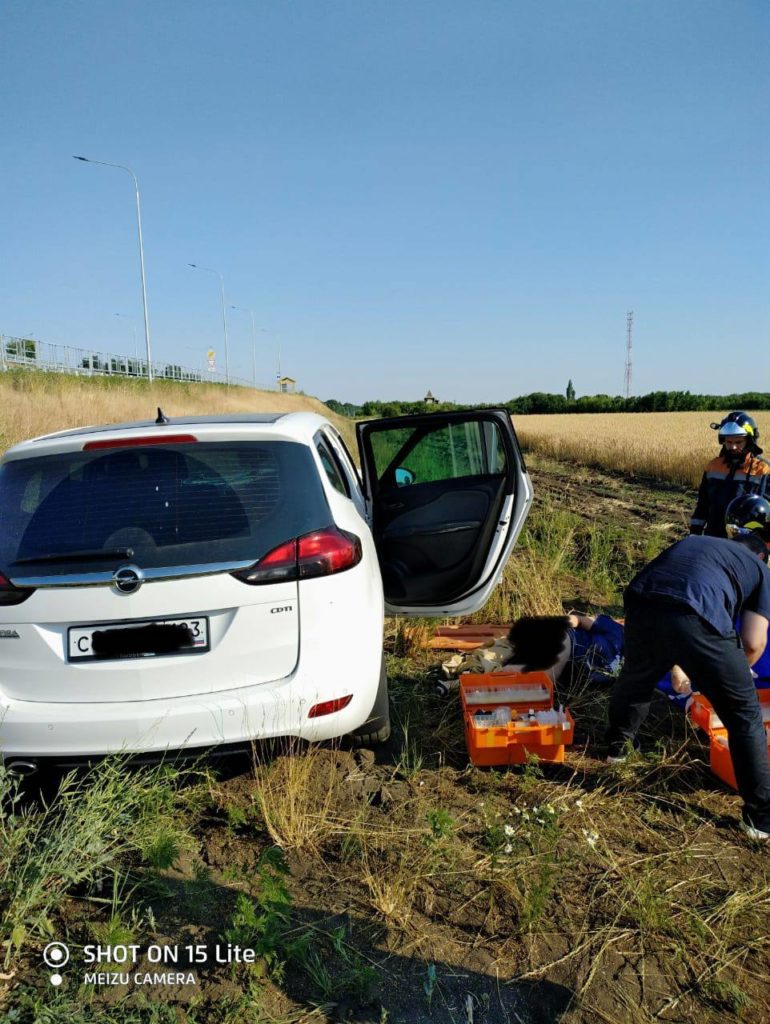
[5,759,39,778]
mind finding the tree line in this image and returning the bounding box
[324,391,770,418]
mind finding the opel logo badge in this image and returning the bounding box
[113,565,143,594]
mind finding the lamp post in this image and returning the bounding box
[114,312,138,359]
[230,306,265,388]
[188,264,230,385]
[73,156,153,382]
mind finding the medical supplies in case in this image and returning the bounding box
[687,690,770,790]
[460,672,574,767]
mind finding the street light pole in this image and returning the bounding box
[230,306,260,388]
[73,156,153,382]
[189,264,230,385]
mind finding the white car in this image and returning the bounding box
[0,408,532,773]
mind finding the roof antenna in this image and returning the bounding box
[155,407,170,425]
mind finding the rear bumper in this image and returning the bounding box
[0,542,386,760]
[0,664,379,759]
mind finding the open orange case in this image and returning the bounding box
[460,671,575,767]
[688,689,770,790]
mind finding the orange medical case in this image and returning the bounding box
[460,672,574,767]
[687,690,770,790]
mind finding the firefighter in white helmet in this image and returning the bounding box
[689,411,770,537]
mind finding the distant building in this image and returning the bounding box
[424,389,439,404]
[278,376,297,394]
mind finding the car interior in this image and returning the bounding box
[361,416,515,605]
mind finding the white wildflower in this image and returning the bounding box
[512,807,521,815]
[575,798,584,811]
[546,804,555,814]
[503,843,513,854]
[503,824,515,837]
[582,828,599,849]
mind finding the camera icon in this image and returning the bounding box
[43,942,70,969]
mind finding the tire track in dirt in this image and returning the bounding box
[528,454,693,536]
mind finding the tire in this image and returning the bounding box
[348,657,391,746]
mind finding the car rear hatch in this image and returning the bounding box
[0,435,331,703]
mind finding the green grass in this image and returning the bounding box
[0,759,204,964]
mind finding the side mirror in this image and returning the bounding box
[394,467,416,487]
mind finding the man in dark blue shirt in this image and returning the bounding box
[607,530,770,839]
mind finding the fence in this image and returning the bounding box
[0,336,263,389]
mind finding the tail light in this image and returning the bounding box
[308,695,353,718]
[82,434,198,450]
[0,572,34,606]
[232,527,362,586]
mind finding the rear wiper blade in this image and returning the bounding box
[11,548,134,566]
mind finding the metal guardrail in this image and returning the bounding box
[0,335,265,389]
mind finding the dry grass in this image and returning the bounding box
[0,370,354,453]
[251,743,347,856]
[359,847,422,931]
[514,411,770,487]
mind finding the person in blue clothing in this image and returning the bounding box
[566,612,624,683]
[606,493,770,840]
[506,611,624,682]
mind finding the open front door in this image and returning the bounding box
[356,409,533,616]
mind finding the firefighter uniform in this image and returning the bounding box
[689,451,770,538]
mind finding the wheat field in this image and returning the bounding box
[1,376,766,491]
[514,411,770,488]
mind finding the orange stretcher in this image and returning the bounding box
[688,690,770,790]
[424,624,510,651]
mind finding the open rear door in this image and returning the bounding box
[356,409,533,616]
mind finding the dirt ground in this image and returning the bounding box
[5,459,770,1024]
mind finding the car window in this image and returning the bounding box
[316,436,349,497]
[327,430,363,485]
[369,419,506,489]
[483,420,509,474]
[0,441,332,573]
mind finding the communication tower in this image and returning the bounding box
[624,311,633,398]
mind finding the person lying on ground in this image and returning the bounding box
[503,611,625,683]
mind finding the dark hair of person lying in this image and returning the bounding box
[507,616,571,672]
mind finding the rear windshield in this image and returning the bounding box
[0,441,332,575]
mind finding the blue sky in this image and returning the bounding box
[2,1,768,404]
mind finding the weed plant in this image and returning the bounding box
[0,758,203,964]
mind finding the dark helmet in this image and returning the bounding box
[710,410,762,455]
[725,493,770,545]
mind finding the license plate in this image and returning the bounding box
[68,617,209,661]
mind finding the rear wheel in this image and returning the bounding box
[349,657,391,746]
